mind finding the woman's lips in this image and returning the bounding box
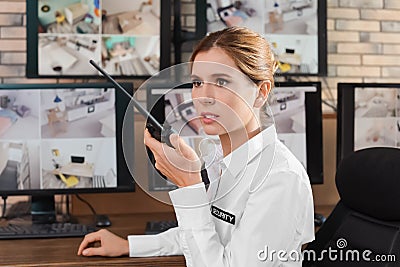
[200,112,219,124]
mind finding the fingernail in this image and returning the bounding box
[82,250,88,256]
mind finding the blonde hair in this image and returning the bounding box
[190,26,276,86]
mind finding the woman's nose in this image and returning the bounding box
[199,97,215,105]
[198,82,216,105]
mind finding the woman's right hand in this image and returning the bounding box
[77,229,129,257]
[144,129,202,187]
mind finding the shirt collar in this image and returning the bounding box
[222,125,277,178]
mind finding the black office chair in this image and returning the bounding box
[303,147,400,267]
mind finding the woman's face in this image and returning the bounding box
[191,47,260,136]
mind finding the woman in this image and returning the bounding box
[78,26,314,266]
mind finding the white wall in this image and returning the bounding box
[102,0,160,16]
[92,138,116,175]
[41,138,89,170]
[135,36,159,57]
[0,90,40,117]
[152,0,160,17]
[102,0,143,15]
[15,90,40,117]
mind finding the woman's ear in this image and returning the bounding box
[253,80,272,108]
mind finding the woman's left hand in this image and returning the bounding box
[144,129,202,187]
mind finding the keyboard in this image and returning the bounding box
[5,201,31,219]
[145,220,178,235]
[0,222,97,239]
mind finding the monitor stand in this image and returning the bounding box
[30,195,79,224]
[5,196,66,223]
[31,195,57,224]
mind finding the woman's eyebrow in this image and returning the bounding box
[190,73,233,80]
[210,73,233,78]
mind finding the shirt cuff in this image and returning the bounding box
[128,234,161,257]
[169,182,212,230]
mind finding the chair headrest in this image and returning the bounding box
[336,147,400,221]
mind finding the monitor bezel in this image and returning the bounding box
[196,0,327,77]
[0,82,134,196]
[145,81,324,187]
[275,81,324,184]
[337,83,400,166]
[26,0,171,79]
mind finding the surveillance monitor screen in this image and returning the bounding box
[205,0,326,75]
[27,0,168,78]
[354,87,400,150]
[337,83,400,164]
[0,83,134,196]
[147,82,323,190]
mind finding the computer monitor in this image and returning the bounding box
[26,0,171,78]
[0,82,134,223]
[196,0,327,76]
[146,81,323,191]
[337,83,400,165]
[71,155,85,164]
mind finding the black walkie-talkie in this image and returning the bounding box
[89,60,176,148]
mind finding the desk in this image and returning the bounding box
[0,207,335,266]
[0,213,185,267]
[55,163,94,178]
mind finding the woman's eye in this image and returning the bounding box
[216,78,228,87]
[192,80,203,87]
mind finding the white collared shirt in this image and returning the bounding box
[128,125,315,266]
